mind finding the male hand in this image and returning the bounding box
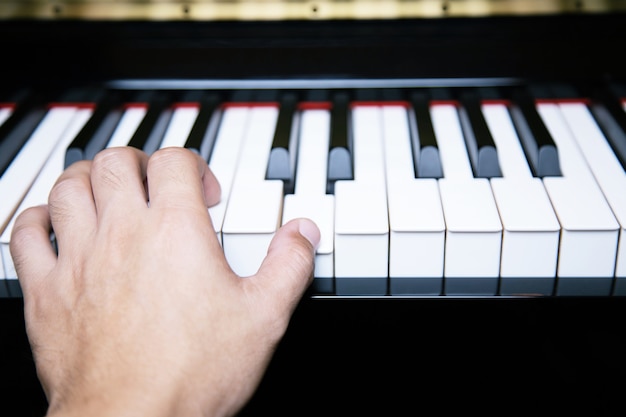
[10,146,320,417]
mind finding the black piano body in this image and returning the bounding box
[1,2,626,415]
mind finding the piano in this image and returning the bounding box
[1,0,626,415]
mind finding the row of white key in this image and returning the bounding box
[0,104,91,294]
[537,102,620,295]
[219,99,623,296]
[482,103,560,295]
[1,94,625,297]
[282,107,335,292]
[0,102,150,294]
[557,101,625,294]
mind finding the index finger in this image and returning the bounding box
[10,205,57,296]
[146,147,221,211]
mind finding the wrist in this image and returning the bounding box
[44,382,181,417]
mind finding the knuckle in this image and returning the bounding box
[91,147,137,189]
[11,216,41,251]
[92,147,128,173]
[150,146,195,167]
[49,175,88,204]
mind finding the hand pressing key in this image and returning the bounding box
[10,146,320,417]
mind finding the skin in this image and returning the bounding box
[9,146,320,417]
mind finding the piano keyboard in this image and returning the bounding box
[1,81,625,298]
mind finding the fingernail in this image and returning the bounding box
[298,218,321,250]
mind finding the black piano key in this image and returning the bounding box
[85,106,126,159]
[64,90,123,168]
[1,87,90,177]
[145,102,176,155]
[0,90,46,176]
[266,92,299,194]
[327,91,353,190]
[382,88,436,178]
[457,89,502,178]
[589,83,626,171]
[272,93,298,158]
[509,86,561,177]
[0,89,35,140]
[183,92,222,161]
[409,90,443,179]
[126,91,172,154]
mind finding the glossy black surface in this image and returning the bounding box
[3,296,626,416]
[1,14,626,85]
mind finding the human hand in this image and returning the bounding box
[9,146,320,417]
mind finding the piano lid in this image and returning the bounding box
[1,0,626,21]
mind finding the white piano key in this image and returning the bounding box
[2,103,143,293]
[142,107,173,155]
[431,103,502,295]
[0,239,3,278]
[208,106,250,245]
[1,244,15,288]
[105,105,148,148]
[282,109,334,292]
[292,109,329,197]
[0,245,5,280]
[334,105,388,295]
[2,248,17,298]
[482,103,534,180]
[0,105,80,235]
[438,180,502,277]
[158,103,200,149]
[536,103,593,181]
[0,106,12,127]
[481,103,560,295]
[0,108,93,246]
[431,104,475,180]
[1,102,151,295]
[537,102,619,295]
[383,105,445,295]
[557,102,626,291]
[0,105,90,297]
[222,105,282,277]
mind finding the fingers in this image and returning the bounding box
[146,147,221,210]
[10,205,57,294]
[47,159,97,254]
[250,218,320,314]
[90,147,150,217]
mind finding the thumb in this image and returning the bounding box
[249,218,320,314]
